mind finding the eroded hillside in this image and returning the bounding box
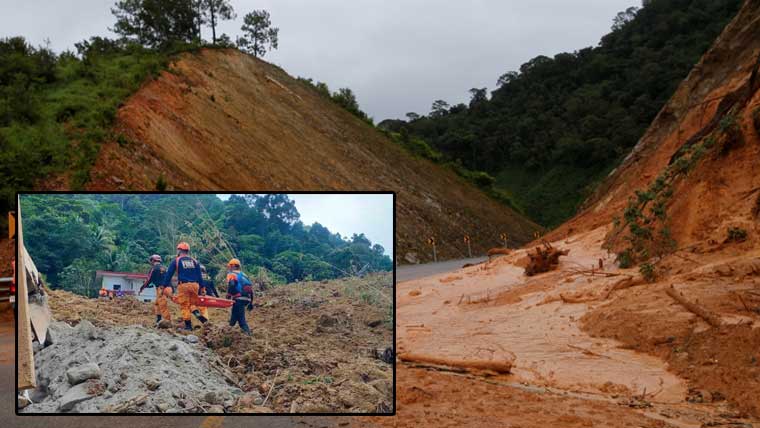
[559,0,760,246]
[85,49,538,262]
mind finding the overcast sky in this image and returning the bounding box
[2,0,635,120]
[217,194,394,257]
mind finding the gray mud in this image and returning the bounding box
[23,320,242,413]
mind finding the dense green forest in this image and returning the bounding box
[20,194,392,297]
[382,0,741,226]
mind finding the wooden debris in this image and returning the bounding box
[103,393,148,413]
[666,285,723,327]
[525,242,569,276]
[398,352,514,374]
[487,247,511,261]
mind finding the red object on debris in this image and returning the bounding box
[171,295,234,308]
[198,295,234,308]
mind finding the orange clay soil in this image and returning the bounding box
[82,47,538,263]
[351,228,759,427]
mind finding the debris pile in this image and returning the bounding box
[22,321,242,413]
[27,273,393,413]
[524,242,569,276]
[200,273,394,413]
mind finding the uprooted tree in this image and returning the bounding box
[524,242,569,276]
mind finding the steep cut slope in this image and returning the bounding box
[555,0,760,248]
[86,48,538,263]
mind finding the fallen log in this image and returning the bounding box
[487,247,511,261]
[398,352,514,374]
[666,285,723,327]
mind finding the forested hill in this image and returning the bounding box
[20,194,393,296]
[387,0,742,227]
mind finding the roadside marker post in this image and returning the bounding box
[464,235,472,258]
[500,232,508,248]
[427,237,437,263]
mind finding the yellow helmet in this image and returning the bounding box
[228,258,241,268]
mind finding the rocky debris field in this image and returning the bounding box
[25,273,393,413]
[22,320,241,413]
[203,273,394,413]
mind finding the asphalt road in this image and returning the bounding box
[396,257,487,283]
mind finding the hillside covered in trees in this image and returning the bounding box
[386,0,742,227]
[20,194,392,297]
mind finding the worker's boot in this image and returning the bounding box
[192,310,208,324]
[242,326,252,336]
[184,320,192,331]
[155,315,162,326]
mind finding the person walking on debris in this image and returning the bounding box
[139,254,171,326]
[163,242,208,330]
[197,264,219,322]
[225,258,253,335]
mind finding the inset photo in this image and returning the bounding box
[15,192,395,415]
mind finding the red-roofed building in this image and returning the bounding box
[94,270,152,302]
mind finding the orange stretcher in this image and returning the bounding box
[170,295,234,308]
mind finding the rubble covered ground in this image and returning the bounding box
[354,229,760,428]
[25,272,393,413]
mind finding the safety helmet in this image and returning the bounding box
[149,254,162,263]
[228,258,241,268]
[176,242,190,251]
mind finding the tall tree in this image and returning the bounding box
[111,0,199,48]
[237,10,279,57]
[199,0,235,45]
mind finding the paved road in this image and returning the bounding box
[397,257,487,283]
[0,314,338,427]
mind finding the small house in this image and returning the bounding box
[94,271,152,302]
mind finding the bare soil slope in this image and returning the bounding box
[554,0,760,246]
[85,48,537,262]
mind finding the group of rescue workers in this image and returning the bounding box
[136,241,254,335]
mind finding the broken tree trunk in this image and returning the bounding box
[666,285,723,327]
[398,352,514,374]
[525,242,569,276]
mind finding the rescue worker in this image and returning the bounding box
[197,264,219,321]
[98,287,108,299]
[225,258,253,335]
[163,242,207,330]
[139,254,171,325]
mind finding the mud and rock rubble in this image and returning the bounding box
[202,273,393,413]
[29,273,393,414]
[355,227,760,428]
[22,320,242,413]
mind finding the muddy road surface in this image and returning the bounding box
[397,257,487,283]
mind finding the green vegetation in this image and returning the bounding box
[0,36,182,216]
[726,227,748,243]
[297,77,373,125]
[612,99,742,271]
[20,194,392,296]
[237,9,279,58]
[386,0,741,227]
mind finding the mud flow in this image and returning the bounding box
[357,228,760,428]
